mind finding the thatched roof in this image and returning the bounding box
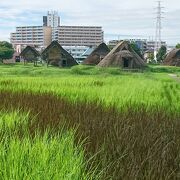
[20,46,40,57]
[82,43,110,65]
[98,41,146,68]
[116,50,133,58]
[41,41,78,67]
[163,49,180,66]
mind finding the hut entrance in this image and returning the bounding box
[15,56,20,62]
[123,58,130,68]
[62,59,67,67]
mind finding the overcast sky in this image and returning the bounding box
[0,0,180,45]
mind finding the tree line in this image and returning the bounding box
[0,41,14,62]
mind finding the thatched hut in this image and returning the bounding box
[98,41,146,69]
[41,41,78,67]
[20,46,40,66]
[163,49,180,66]
[82,43,110,65]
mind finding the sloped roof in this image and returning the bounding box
[41,41,78,66]
[20,46,40,57]
[115,50,133,58]
[163,49,180,66]
[42,41,70,56]
[83,43,110,65]
[82,47,95,57]
[98,41,146,68]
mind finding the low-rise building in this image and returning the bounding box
[108,40,121,49]
[63,46,89,60]
[108,39,167,54]
[108,39,147,53]
[146,41,166,51]
[128,39,147,53]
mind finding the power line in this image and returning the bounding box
[154,1,164,61]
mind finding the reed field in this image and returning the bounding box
[0,110,99,180]
[0,64,180,179]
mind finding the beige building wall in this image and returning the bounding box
[58,26,104,47]
[43,27,52,47]
[11,25,104,51]
[10,26,53,52]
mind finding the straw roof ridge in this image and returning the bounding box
[41,41,78,66]
[98,41,146,68]
[42,41,73,58]
[20,46,40,57]
[163,48,180,66]
[92,43,110,54]
[83,43,110,65]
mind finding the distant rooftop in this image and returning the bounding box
[81,47,95,57]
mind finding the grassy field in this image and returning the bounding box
[0,110,99,179]
[0,64,180,179]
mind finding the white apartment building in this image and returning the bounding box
[10,26,52,52]
[108,40,120,48]
[47,11,60,27]
[10,11,104,52]
[58,26,104,47]
[108,39,167,53]
[146,41,167,51]
[43,11,60,41]
[63,46,89,59]
[63,46,95,63]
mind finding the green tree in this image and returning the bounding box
[0,41,14,62]
[175,43,180,49]
[130,42,143,58]
[0,41,13,49]
[107,45,114,51]
[156,45,167,62]
[147,53,154,63]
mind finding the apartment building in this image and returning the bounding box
[108,39,147,52]
[63,46,89,59]
[58,26,103,47]
[63,46,95,63]
[108,39,167,53]
[43,11,60,27]
[10,11,104,52]
[10,26,52,52]
[146,41,166,51]
[108,40,121,48]
[128,39,147,53]
[43,11,60,41]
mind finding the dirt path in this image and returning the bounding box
[169,74,180,83]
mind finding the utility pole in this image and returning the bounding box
[154,1,164,62]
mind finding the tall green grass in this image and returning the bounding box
[0,111,100,179]
[0,91,179,179]
[0,64,179,179]
[0,70,179,114]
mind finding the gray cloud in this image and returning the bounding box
[0,0,180,45]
